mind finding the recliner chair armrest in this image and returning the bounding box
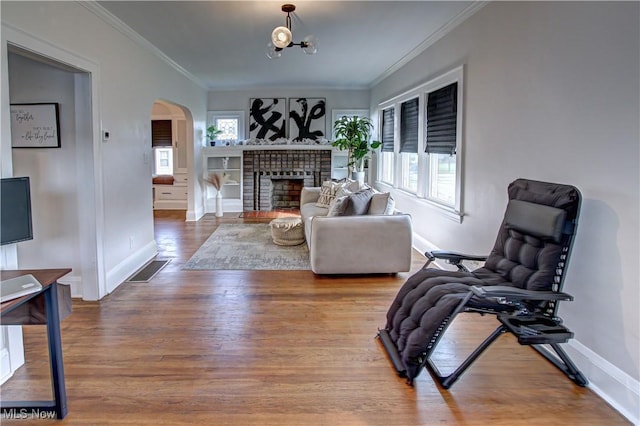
[426,250,488,264]
[470,285,573,302]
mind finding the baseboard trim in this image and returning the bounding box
[414,232,639,424]
[412,233,444,267]
[105,240,157,295]
[565,340,639,424]
[187,205,205,222]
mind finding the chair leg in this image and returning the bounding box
[426,324,507,389]
[532,343,589,386]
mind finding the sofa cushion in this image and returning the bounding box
[301,202,329,220]
[343,187,376,216]
[368,192,395,215]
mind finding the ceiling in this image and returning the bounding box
[97,1,478,90]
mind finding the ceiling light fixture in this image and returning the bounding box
[266,4,317,59]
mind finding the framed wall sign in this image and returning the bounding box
[10,103,61,148]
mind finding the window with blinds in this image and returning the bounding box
[400,97,419,153]
[376,66,463,218]
[399,97,419,192]
[152,120,173,147]
[381,108,395,152]
[425,82,457,155]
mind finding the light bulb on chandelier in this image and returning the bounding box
[266,4,318,59]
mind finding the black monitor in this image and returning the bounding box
[1,177,33,245]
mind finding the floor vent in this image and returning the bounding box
[126,259,170,282]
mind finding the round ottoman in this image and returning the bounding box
[269,216,305,246]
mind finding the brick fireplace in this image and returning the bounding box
[243,150,332,211]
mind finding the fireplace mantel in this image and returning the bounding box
[202,145,334,154]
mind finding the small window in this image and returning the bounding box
[154,147,173,175]
[208,111,245,145]
[152,119,174,176]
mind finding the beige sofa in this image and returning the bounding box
[300,186,413,274]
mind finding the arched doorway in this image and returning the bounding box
[150,100,196,220]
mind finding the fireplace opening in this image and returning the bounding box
[271,178,303,209]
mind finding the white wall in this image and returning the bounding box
[1,1,208,297]
[371,2,639,421]
[208,88,370,139]
[8,53,83,290]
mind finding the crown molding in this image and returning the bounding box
[369,1,488,89]
[78,1,207,89]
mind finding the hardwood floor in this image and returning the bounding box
[1,211,629,425]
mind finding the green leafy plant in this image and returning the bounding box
[332,116,381,173]
[207,125,223,142]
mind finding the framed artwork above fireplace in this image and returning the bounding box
[249,98,286,141]
[288,98,326,141]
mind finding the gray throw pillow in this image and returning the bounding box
[327,195,350,216]
[344,187,375,216]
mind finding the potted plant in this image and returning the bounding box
[207,125,223,146]
[332,116,381,183]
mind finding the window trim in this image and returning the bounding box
[377,65,464,221]
[207,110,245,144]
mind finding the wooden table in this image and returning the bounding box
[0,269,72,420]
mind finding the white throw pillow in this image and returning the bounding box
[368,192,395,215]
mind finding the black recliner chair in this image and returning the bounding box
[378,178,588,388]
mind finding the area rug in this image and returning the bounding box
[182,224,310,270]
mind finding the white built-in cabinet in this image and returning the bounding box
[203,147,243,212]
[332,149,349,180]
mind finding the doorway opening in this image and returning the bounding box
[150,100,195,219]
